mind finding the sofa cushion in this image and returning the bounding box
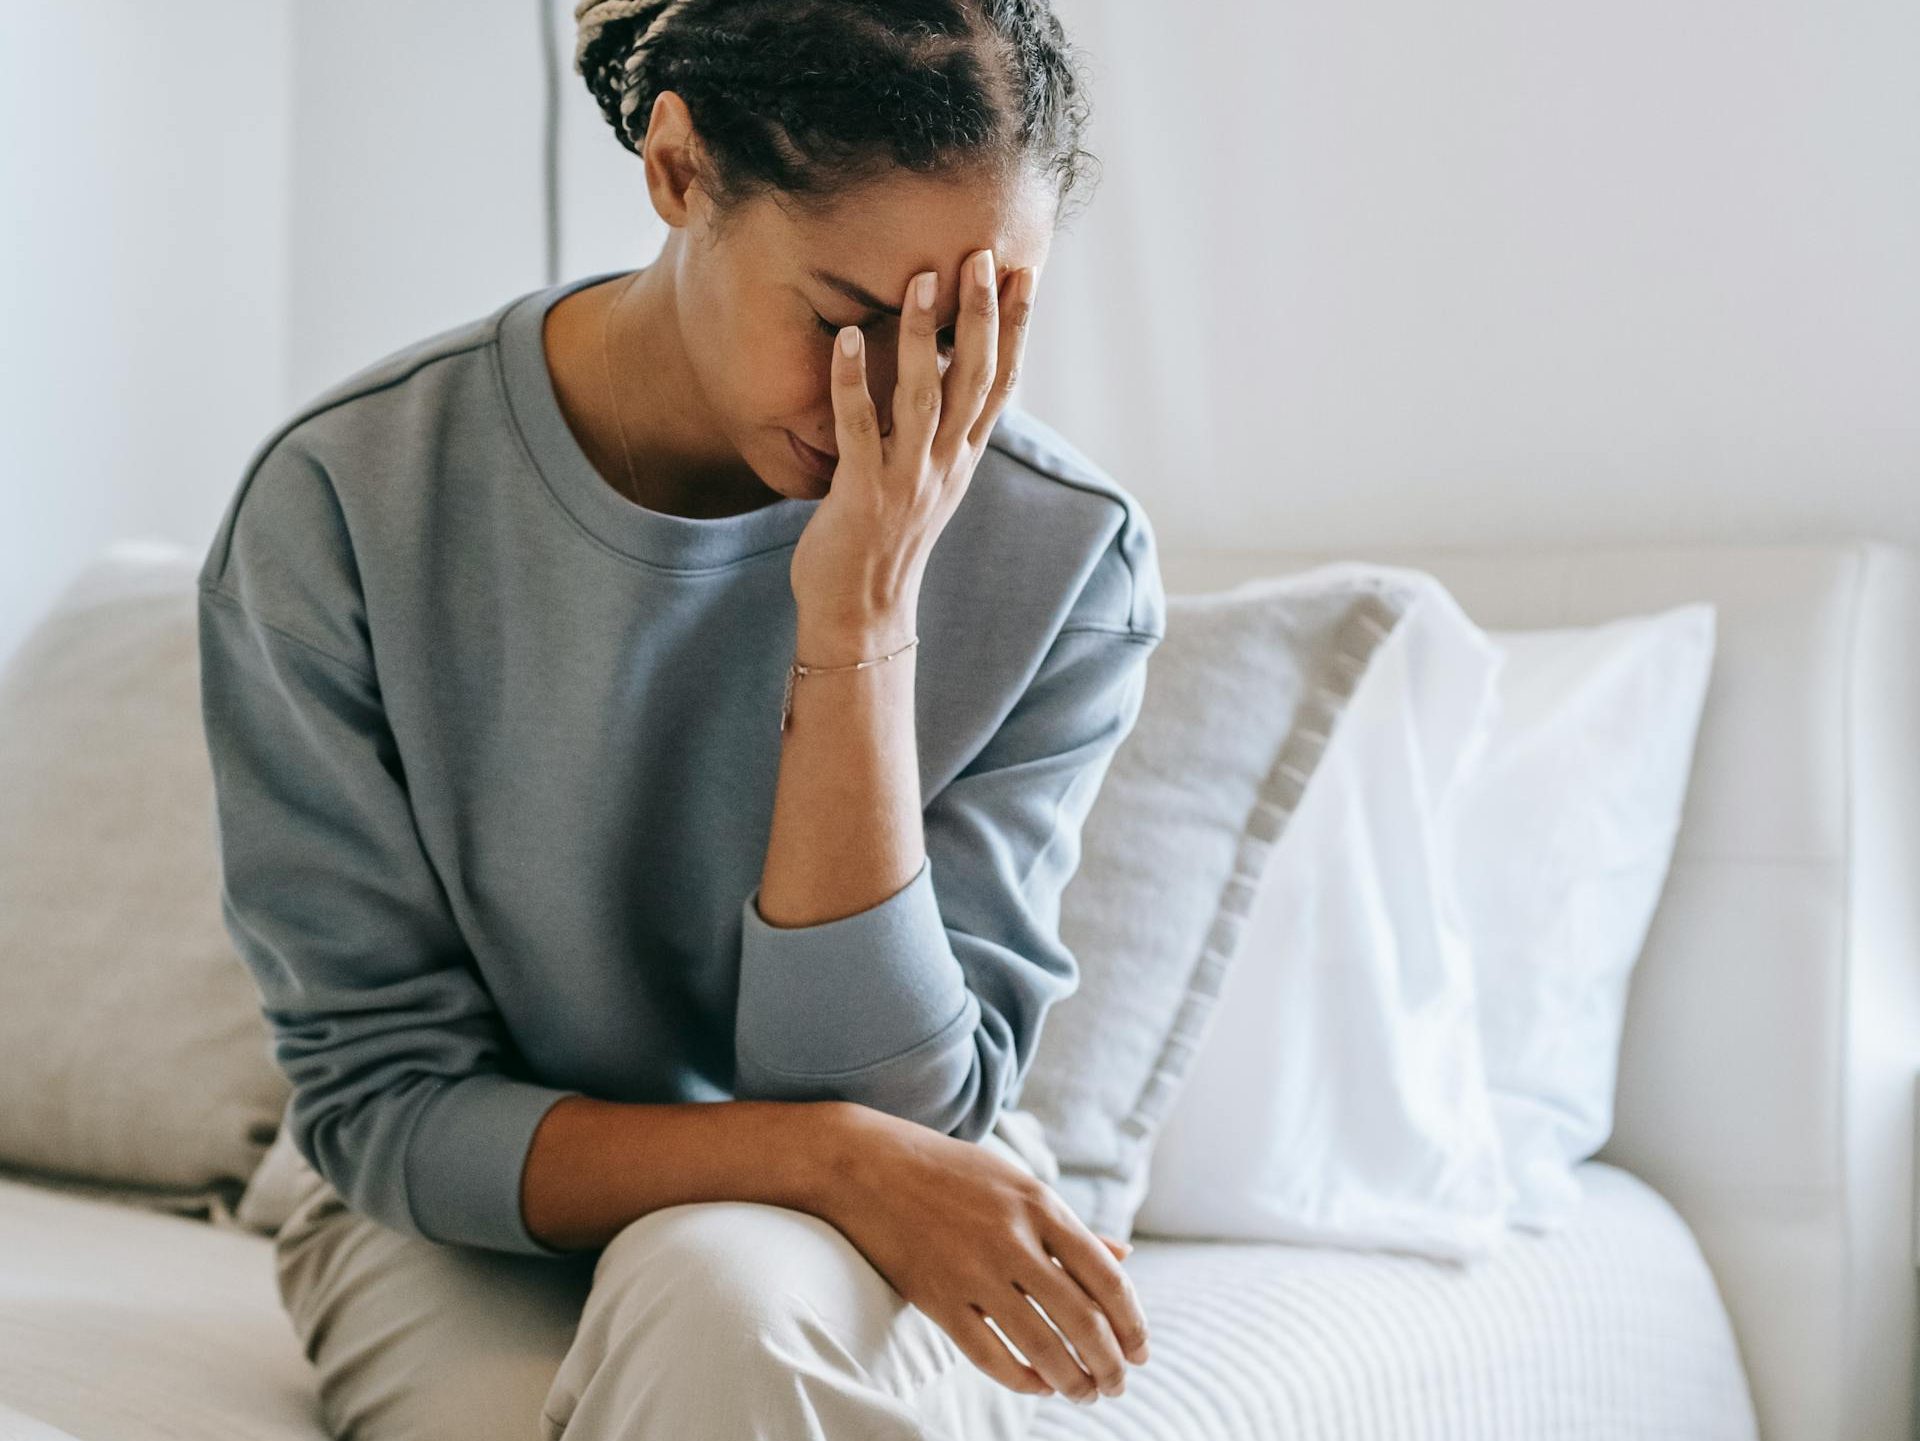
[0,540,290,1202]
[0,1173,324,1441]
[1030,1162,1757,1440]
[0,1401,87,1441]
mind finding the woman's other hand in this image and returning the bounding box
[810,1102,1150,1405]
[788,250,1036,643]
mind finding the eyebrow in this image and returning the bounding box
[808,267,907,318]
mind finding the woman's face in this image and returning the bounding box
[662,138,1056,501]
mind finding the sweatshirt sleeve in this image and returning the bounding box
[733,515,1166,1143]
[196,440,584,1258]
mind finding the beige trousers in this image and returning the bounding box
[273,1113,1053,1441]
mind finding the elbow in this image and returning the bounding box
[278,1074,441,1246]
[283,1096,413,1240]
[733,1023,1014,1145]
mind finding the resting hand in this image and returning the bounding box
[813,1103,1150,1405]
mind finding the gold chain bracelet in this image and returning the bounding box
[780,635,920,734]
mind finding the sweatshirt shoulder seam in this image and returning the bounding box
[985,411,1150,634]
[207,330,501,587]
[1055,622,1164,642]
[262,333,497,456]
[200,581,376,682]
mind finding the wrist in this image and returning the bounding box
[797,1100,892,1222]
[793,609,919,668]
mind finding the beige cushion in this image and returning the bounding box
[1020,566,1425,1239]
[0,1173,322,1441]
[0,540,290,1203]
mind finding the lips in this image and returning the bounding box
[788,431,838,479]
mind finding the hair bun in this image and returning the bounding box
[573,0,658,74]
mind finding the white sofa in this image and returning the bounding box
[1,538,1915,1441]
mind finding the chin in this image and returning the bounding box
[735,445,809,503]
[772,475,825,501]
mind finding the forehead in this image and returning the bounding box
[760,167,1055,285]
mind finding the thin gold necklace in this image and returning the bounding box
[598,269,645,505]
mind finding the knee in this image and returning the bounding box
[544,1202,904,1436]
[591,1199,894,1339]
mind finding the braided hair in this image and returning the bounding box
[572,0,1098,232]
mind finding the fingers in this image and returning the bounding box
[931,247,1000,472]
[1043,1214,1152,1365]
[943,1302,1054,1398]
[890,268,944,477]
[983,1285,1101,1404]
[1013,1259,1131,1398]
[829,323,882,478]
[968,265,1037,451]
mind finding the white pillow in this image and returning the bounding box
[1134,571,1716,1258]
[1131,565,1515,1262]
[1022,566,1424,1240]
[1449,606,1716,1231]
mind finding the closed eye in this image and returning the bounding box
[813,311,957,353]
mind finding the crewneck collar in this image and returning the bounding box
[496,268,822,572]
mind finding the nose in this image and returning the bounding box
[848,345,950,441]
[866,348,900,438]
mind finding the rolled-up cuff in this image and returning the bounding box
[736,855,971,1081]
[402,1071,584,1257]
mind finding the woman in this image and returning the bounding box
[197,1,1162,1437]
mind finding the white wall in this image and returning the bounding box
[286,0,554,404]
[0,3,292,672]
[286,0,664,394]
[1028,0,1920,556]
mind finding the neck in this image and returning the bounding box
[585,247,773,518]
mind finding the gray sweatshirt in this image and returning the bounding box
[196,268,1165,1258]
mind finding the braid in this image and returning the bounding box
[571,0,1098,226]
[574,0,701,152]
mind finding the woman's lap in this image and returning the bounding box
[273,1117,1049,1441]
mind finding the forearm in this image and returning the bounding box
[520,1094,854,1253]
[756,604,924,927]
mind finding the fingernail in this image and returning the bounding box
[839,327,859,356]
[975,249,994,286]
[916,271,936,308]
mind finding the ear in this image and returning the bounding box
[641,90,713,229]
